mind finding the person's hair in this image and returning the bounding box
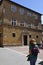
[29,39,36,46]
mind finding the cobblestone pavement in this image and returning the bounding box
[0,46,43,65]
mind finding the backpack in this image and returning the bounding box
[32,45,39,56]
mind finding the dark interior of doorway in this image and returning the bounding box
[24,35,27,45]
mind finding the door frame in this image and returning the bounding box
[22,34,29,45]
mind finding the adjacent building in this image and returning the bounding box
[0,0,42,46]
[42,24,43,43]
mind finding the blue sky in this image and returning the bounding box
[11,0,43,24]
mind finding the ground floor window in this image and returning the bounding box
[29,35,31,38]
[36,35,38,38]
[12,33,15,37]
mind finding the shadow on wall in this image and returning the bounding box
[38,61,43,65]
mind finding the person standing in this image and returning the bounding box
[29,39,39,65]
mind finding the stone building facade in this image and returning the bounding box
[42,25,43,43]
[0,0,42,46]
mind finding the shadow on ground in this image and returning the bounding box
[38,61,43,65]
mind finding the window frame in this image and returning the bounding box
[19,8,24,15]
[11,19,17,26]
[34,24,38,29]
[33,13,38,19]
[28,23,32,28]
[12,33,16,37]
[20,20,25,27]
[36,35,39,38]
[27,12,32,16]
[11,5,17,12]
[29,35,31,38]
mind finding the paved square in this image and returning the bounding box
[0,47,43,65]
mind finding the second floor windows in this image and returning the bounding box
[28,23,32,28]
[11,19,17,26]
[11,5,17,12]
[10,19,39,29]
[20,20,24,27]
[34,24,38,29]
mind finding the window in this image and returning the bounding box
[11,19,17,26]
[28,23,32,28]
[27,12,31,16]
[12,33,15,37]
[20,20,24,27]
[11,5,17,12]
[34,24,38,29]
[35,15,38,19]
[33,13,38,19]
[36,35,38,38]
[29,35,31,38]
[19,8,24,15]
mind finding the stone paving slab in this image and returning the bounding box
[0,48,43,65]
[7,46,43,59]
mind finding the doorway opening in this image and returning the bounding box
[23,35,27,45]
